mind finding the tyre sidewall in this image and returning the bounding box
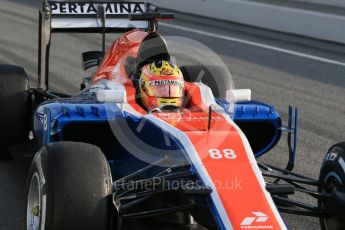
[26,147,50,230]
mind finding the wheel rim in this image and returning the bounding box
[27,172,41,230]
[321,172,343,230]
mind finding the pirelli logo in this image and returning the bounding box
[49,2,147,15]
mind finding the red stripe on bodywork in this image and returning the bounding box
[184,123,282,229]
[154,107,283,229]
[151,84,283,229]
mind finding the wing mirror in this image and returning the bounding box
[96,89,126,103]
[226,89,251,103]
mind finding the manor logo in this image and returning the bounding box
[240,212,273,229]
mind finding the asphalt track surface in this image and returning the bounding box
[0,0,345,229]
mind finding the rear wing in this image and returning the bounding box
[38,1,158,90]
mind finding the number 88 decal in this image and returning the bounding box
[209,149,236,160]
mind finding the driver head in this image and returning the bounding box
[139,61,185,111]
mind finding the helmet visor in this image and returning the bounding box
[146,80,184,98]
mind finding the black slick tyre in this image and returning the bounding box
[26,142,112,230]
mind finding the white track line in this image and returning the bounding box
[161,22,345,67]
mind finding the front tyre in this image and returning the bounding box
[319,142,345,230]
[26,142,112,230]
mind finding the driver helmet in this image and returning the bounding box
[139,61,185,111]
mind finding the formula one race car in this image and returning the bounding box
[1,2,344,230]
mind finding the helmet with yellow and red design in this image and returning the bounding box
[139,61,185,111]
